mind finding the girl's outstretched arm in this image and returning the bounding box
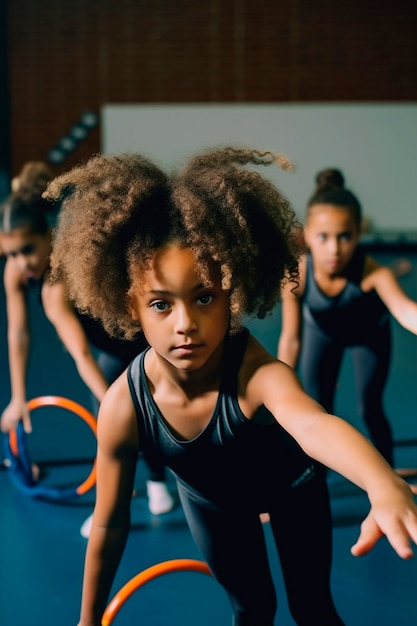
[1,260,31,433]
[366,262,417,335]
[246,343,417,559]
[77,374,139,626]
[42,280,109,402]
[277,282,302,367]
[276,255,306,367]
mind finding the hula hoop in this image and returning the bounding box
[4,395,97,501]
[101,558,212,626]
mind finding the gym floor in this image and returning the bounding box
[1,247,417,626]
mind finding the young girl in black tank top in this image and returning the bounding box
[47,148,417,626]
[279,169,417,477]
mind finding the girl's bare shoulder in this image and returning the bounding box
[3,257,26,290]
[361,255,395,291]
[98,372,139,451]
[41,276,66,304]
[241,333,288,384]
[240,332,300,410]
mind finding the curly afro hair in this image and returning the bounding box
[45,147,303,339]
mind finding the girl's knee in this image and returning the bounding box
[232,603,276,626]
[227,579,276,626]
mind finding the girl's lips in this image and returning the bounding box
[327,259,340,269]
[175,344,203,353]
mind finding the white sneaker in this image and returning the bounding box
[146,481,174,515]
[80,513,93,538]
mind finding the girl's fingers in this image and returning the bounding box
[351,513,416,560]
[385,529,414,559]
[22,412,32,434]
[350,515,383,557]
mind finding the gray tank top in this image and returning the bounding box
[301,249,389,342]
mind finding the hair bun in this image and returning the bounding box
[15,161,53,202]
[315,168,345,191]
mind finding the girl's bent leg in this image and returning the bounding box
[351,340,393,466]
[298,326,342,414]
[269,471,345,626]
[177,486,276,626]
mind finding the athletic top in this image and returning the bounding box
[28,276,147,360]
[76,312,147,360]
[127,328,317,511]
[301,249,389,343]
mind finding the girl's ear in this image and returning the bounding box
[302,225,311,248]
[127,287,140,321]
[128,298,140,322]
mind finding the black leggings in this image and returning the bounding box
[93,350,166,483]
[177,472,344,626]
[298,322,393,465]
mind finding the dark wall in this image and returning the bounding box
[6,0,417,177]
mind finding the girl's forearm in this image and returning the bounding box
[277,336,300,368]
[73,354,109,403]
[301,414,402,497]
[79,527,129,626]
[8,333,29,399]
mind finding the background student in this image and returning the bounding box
[278,168,417,480]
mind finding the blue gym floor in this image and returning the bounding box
[1,248,417,626]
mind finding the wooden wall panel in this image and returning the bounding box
[7,0,417,175]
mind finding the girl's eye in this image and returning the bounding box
[22,244,35,255]
[151,301,170,312]
[197,293,214,306]
[6,244,36,259]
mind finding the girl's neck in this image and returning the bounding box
[148,341,225,400]
[313,264,348,297]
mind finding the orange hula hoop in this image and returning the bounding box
[101,558,212,626]
[9,395,97,496]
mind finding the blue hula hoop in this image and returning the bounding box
[3,396,97,502]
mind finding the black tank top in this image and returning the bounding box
[127,328,316,510]
[301,249,389,343]
[75,312,147,360]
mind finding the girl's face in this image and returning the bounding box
[0,227,51,280]
[129,244,230,374]
[303,204,360,275]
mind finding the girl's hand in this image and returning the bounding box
[351,484,417,559]
[0,399,32,433]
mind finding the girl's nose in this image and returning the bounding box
[327,238,340,254]
[15,253,30,272]
[174,304,197,335]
